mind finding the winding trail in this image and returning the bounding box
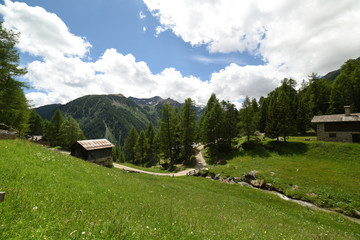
[113,145,207,176]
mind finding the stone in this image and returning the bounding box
[214,174,221,180]
[250,180,260,187]
[238,182,249,187]
[233,177,241,183]
[291,185,299,190]
[259,179,266,189]
[354,210,360,218]
[228,180,236,184]
[242,170,258,183]
[0,192,5,203]
[265,183,273,190]
[205,176,212,180]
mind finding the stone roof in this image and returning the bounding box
[76,139,115,151]
[311,113,360,123]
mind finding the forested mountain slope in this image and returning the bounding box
[36,94,203,146]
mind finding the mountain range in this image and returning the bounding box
[35,94,204,146]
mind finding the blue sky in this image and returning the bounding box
[14,0,263,79]
[1,0,359,107]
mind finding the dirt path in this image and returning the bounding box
[113,145,207,176]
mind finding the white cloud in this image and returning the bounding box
[139,11,147,19]
[4,0,357,109]
[0,0,91,59]
[144,0,360,76]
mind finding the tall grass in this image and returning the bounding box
[0,139,359,239]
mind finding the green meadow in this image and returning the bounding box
[206,137,360,217]
[0,139,359,239]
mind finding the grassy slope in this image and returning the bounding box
[207,137,360,216]
[0,140,359,239]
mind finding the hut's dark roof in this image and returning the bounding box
[311,113,360,123]
[76,139,115,151]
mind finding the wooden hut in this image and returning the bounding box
[71,139,115,167]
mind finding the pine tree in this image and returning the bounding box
[276,90,293,141]
[28,109,43,136]
[49,109,64,146]
[221,100,238,150]
[158,103,174,167]
[171,108,182,164]
[199,93,217,143]
[239,96,255,142]
[258,98,269,133]
[124,127,139,164]
[265,97,281,141]
[202,94,224,146]
[134,130,148,166]
[145,122,157,165]
[0,22,28,133]
[59,116,85,149]
[180,98,196,165]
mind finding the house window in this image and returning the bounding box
[329,133,336,138]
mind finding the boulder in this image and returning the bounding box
[265,183,273,190]
[214,174,221,180]
[228,179,236,184]
[250,180,260,187]
[259,179,266,189]
[233,177,241,183]
[242,170,258,183]
[238,182,249,187]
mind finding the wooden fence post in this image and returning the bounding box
[0,192,5,203]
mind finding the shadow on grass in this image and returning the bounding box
[265,141,309,155]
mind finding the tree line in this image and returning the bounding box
[120,58,360,166]
[2,21,360,164]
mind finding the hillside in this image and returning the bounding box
[322,57,360,81]
[206,137,360,217]
[1,139,359,239]
[35,94,204,146]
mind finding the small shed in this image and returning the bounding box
[311,106,360,143]
[71,139,115,167]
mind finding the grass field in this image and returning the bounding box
[0,139,359,239]
[206,137,360,217]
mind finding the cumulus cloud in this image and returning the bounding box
[0,0,334,106]
[144,0,360,76]
[0,0,91,59]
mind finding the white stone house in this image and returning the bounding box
[311,106,360,143]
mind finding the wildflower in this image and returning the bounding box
[146,226,149,229]
[33,206,38,210]
[82,232,85,235]
[70,230,77,236]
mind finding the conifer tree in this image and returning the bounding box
[158,103,174,167]
[134,130,148,166]
[59,116,85,148]
[124,127,139,164]
[0,22,28,133]
[49,109,65,146]
[221,100,238,149]
[28,109,43,136]
[180,98,196,165]
[145,122,157,164]
[239,96,255,142]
